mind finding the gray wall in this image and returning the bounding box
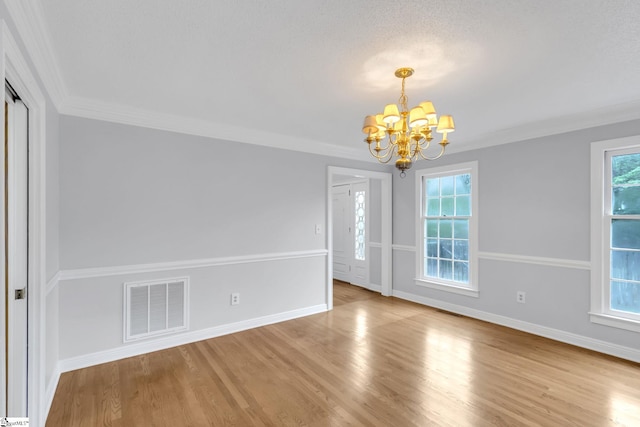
[60,118,327,268]
[392,119,640,350]
[58,115,388,359]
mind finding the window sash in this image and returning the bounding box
[422,215,471,284]
[604,213,640,320]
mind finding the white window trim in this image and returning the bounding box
[590,136,640,333]
[415,161,479,298]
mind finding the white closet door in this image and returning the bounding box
[5,92,29,417]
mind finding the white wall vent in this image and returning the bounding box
[123,277,189,342]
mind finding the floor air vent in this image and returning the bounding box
[124,277,189,342]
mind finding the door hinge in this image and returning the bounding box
[15,288,26,300]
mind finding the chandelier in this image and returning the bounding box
[362,67,455,177]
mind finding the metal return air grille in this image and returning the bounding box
[124,277,189,342]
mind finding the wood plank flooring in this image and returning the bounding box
[46,280,640,426]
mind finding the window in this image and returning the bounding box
[355,190,366,261]
[416,162,478,297]
[591,137,640,332]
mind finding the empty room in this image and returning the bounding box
[0,1,639,426]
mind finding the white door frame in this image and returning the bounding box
[1,21,47,425]
[327,167,392,310]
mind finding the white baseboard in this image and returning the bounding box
[43,365,62,422]
[58,303,328,373]
[367,283,382,292]
[392,290,640,363]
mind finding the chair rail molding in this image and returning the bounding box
[478,251,591,270]
[58,249,329,281]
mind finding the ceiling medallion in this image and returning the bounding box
[362,67,455,177]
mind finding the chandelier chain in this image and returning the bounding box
[398,77,408,113]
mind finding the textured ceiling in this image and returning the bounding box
[22,1,640,157]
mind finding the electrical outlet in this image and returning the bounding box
[231,292,240,306]
[517,291,526,304]
[315,224,322,235]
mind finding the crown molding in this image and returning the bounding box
[4,0,68,107]
[449,99,640,154]
[59,93,640,160]
[60,95,372,161]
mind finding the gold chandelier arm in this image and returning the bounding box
[415,141,446,160]
[410,138,430,160]
[368,142,396,164]
[376,135,394,152]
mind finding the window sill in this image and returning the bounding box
[589,312,640,333]
[414,278,479,298]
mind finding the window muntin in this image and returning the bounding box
[417,162,478,296]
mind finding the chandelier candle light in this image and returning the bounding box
[362,67,455,177]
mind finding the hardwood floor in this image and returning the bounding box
[47,280,640,426]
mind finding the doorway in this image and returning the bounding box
[327,167,392,310]
[332,180,369,287]
[2,82,29,417]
